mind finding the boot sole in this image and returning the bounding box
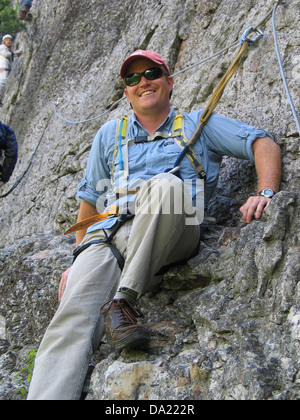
[107,331,150,351]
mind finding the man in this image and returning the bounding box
[28,50,281,400]
[0,35,22,105]
[0,121,18,186]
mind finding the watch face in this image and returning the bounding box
[260,189,275,198]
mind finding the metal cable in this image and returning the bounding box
[272,1,300,134]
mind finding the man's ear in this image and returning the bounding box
[124,87,129,100]
[167,76,174,97]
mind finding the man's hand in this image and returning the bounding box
[58,266,72,302]
[240,196,271,224]
[0,181,5,187]
[239,136,281,224]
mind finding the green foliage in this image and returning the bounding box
[15,348,37,399]
[0,0,26,36]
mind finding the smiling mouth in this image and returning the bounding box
[140,90,156,97]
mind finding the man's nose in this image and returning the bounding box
[139,75,151,86]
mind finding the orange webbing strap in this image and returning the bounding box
[64,205,119,235]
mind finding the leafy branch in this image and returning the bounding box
[15,348,37,399]
[0,0,26,36]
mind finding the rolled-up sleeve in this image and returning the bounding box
[202,113,274,162]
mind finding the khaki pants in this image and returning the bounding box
[27,174,200,400]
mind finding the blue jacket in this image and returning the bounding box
[0,122,18,183]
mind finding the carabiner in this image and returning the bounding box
[240,26,264,45]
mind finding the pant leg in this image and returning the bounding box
[28,173,200,399]
[117,173,200,294]
[27,238,121,400]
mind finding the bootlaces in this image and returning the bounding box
[100,298,143,327]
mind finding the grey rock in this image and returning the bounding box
[0,0,299,400]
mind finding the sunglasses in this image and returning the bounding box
[124,67,168,87]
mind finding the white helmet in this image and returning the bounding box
[2,34,12,43]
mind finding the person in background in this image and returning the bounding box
[0,121,18,187]
[19,0,33,21]
[0,35,22,106]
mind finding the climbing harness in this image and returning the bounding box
[64,205,119,235]
[112,113,206,181]
[171,115,207,179]
[72,213,135,270]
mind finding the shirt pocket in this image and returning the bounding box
[162,139,181,155]
[146,140,181,174]
[128,143,147,162]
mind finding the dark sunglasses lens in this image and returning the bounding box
[125,73,141,87]
[144,68,163,80]
[125,68,164,86]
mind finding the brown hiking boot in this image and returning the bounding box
[19,10,27,20]
[100,299,150,350]
[19,5,32,21]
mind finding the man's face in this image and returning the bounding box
[124,58,173,117]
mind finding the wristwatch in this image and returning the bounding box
[258,189,276,198]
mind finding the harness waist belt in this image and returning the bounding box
[64,188,140,235]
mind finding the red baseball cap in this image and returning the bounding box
[120,50,171,79]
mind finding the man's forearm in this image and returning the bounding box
[76,200,98,246]
[240,137,282,224]
[252,137,282,194]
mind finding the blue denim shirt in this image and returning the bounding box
[77,108,272,232]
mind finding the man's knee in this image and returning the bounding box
[137,173,188,216]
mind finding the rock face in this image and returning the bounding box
[0,0,299,400]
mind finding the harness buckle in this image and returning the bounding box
[134,136,148,143]
[199,170,206,180]
[168,166,181,175]
[107,205,119,217]
[240,26,264,45]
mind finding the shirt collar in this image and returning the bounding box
[130,108,176,136]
